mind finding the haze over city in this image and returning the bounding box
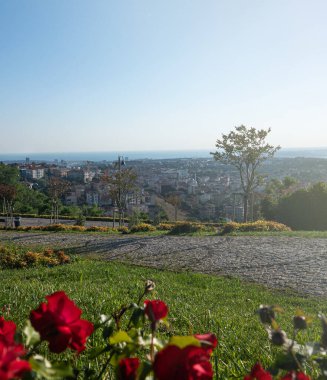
[1,0,327,154]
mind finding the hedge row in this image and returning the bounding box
[221,220,291,234]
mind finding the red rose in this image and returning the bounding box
[154,345,213,380]
[194,333,218,354]
[118,357,140,380]
[30,291,94,353]
[244,363,272,380]
[0,317,16,345]
[144,300,168,323]
[281,372,311,380]
[0,342,31,380]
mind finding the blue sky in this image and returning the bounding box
[1,0,327,153]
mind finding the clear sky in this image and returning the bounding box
[1,0,327,153]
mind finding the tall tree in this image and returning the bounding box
[0,163,19,227]
[104,167,137,226]
[0,163,19,186]
[0,184,16,227]
[211,125,280,222]
[272,182,327,230]
[47,178,70,223]
[167,194,181,221]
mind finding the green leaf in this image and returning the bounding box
[274,352,306,371]
[102,319,115,340]
[138,361,153,380]
[169,336,201,349]
[23,320,40,347]
[88,345,110,359]
[130,306,145,328]
[109,330,132,345]
[30,355,74,379]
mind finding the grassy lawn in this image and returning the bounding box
[220,230,327,238]
[1,258,326,378]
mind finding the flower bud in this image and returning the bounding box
[145,280,155,293]
[257,305,275,324]
[270,329,287,346]
[293,315,307,330]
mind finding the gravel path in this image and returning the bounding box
[1,231,327,297]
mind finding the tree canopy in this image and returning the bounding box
[273,182,327,230]
[0,163,19,186]
[211,125,280,221]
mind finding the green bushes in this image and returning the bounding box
[0,246,70,269]
[262,182,327,231]
[221,220,291,235]
[169,222,207,235]
[129,223,156,233]
[157,223,174,231]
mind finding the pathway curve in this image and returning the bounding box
[1,231,326,297]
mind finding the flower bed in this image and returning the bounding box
[221,220,291,234]
[0,279,324,379]
[0,245,70,269]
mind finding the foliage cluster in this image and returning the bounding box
[212,126,280,221]
[156,223,175,231]
[0,245,70,269]
[129,223,157,233]
[221,220,291,235]
[12,224,118,233]
[168,221,211,235]
[1,221,218,235]
[262,182,327,231]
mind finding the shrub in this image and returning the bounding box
[221,220,291,235]
[157,223,174,231]
[0,245,70,269]
[86,226,111,232]
[129,223,156,233]
[75,215,86,226]
[169,222,206,234]
[117,226,129,234]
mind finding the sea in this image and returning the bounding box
[1,148,327,163]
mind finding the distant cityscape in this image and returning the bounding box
[3,149,327,222]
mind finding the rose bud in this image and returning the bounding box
[244,362,272,380]
[293,316,307,330]
[118,357,140,380]
[257,305,275,324]
[270,329,287,346]
[145,280,155,293]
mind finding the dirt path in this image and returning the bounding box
[1,231,326,297]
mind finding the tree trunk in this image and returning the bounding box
[243,194,248,222]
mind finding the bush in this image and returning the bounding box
[129,223,156,233]
[169,222,206,234]
[157,223,174,231]
[75,215,86,226]
[221,220,291,234]
[0,245,70,269]
[85,226,111,232]
[117,226,129,234]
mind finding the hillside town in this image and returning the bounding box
[4,155,327,222]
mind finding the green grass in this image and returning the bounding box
[222,230,327,238]
[1,259,326,378]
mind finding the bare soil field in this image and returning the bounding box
[1,231,326,297]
